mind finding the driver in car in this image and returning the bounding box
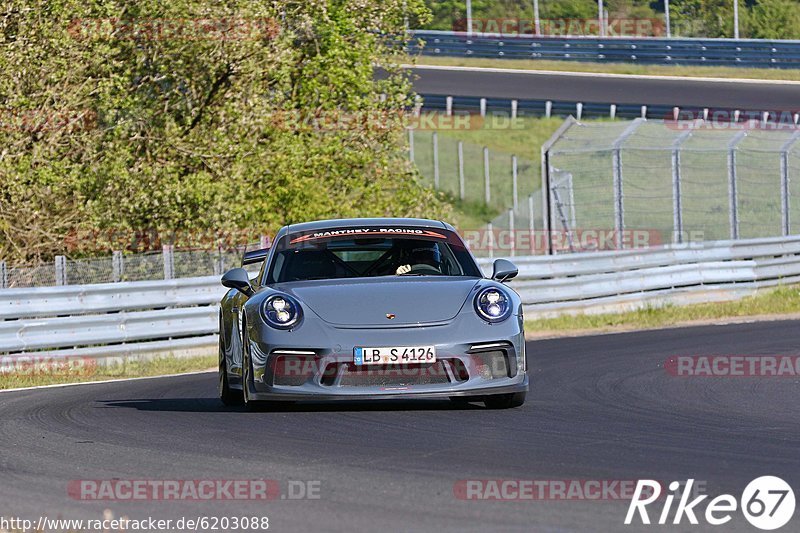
[395,243,442,275]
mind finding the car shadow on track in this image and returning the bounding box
[98,398,487,413]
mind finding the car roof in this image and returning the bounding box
[285,217,455,234]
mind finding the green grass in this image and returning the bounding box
[525,285,800,336]
[412,116,567,229]
[0,354,216,390]
[416,56,800,82]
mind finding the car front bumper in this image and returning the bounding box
[243,310,528,401]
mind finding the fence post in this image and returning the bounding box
[483,147,491,205]
[611,118,645,249]
[487,221,494,259]
[0,261,6,289]
[432,131,439,190]
[781,151,790,236]
[541,116,578,255]
[727,131,747,239]
[408,128,415,163]
[112,251,123,282]
[528,194,536,255]
[511,155,519,210]
[457,141,465,201]
[55,255,67,286]
[163,244,174,280]
[779,131,800,236]
[508,208,515,257]
[671,127,695,244]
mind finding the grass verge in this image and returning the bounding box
[0,354,216,390]
[525,285,800,337]
[416,56,800,82]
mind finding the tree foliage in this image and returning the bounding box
[0,0,446,263]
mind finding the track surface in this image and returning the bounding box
[1,320,799,532]
[410,65,800,110]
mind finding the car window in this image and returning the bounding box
[266,231,481,283]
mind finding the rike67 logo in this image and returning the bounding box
[626,477,795,530]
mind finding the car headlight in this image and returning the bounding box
[474,287,512,323]
[262,294,302,329]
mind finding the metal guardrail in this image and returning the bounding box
[411,30,800,68]
[3,235,800,359]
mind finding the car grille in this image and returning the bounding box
[334,361,453,387]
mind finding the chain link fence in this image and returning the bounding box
[541,117,800,253]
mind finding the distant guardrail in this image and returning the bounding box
[410,30,800,69]
[3,236,800,360]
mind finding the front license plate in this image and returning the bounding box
[354,346,436,365]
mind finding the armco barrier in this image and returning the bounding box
[410,30,800,69]
[3,235,800,359]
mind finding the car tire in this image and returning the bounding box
[484,392,526,409]
[219,341,243,406]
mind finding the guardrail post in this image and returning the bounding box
[480,98,486,117]
[512,155,519,210]
[413,95,422,116]
[576,102,583,120]
[112,251,123,282]
[0,261,6,289]
[408,128,415,162]
[545,101,552,118]
[640,105,647,118]
[457,141,465,200]
[445,96,453,116]
[727,131,747,239]
[432,131,440,190]
[610,104,616,119]
[511,100,518,120]
[508,208,516,257]
[528,194,536,254]
[55,255,67,286]
[483,146,491,205]
[260,235,271,249]
[163,244,174,280]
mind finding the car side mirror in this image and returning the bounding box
[221,268,254,296]
[491,259,518,282]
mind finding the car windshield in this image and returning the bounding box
[266,229,481,283]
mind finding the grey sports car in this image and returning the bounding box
[218,218,528,409]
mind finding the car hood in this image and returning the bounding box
[277,277,482,326]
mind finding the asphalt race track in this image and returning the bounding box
[1,320,798,532]
[409,65,800,110]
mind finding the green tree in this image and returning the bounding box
[744,0,800,39]
[0,0,447,263]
